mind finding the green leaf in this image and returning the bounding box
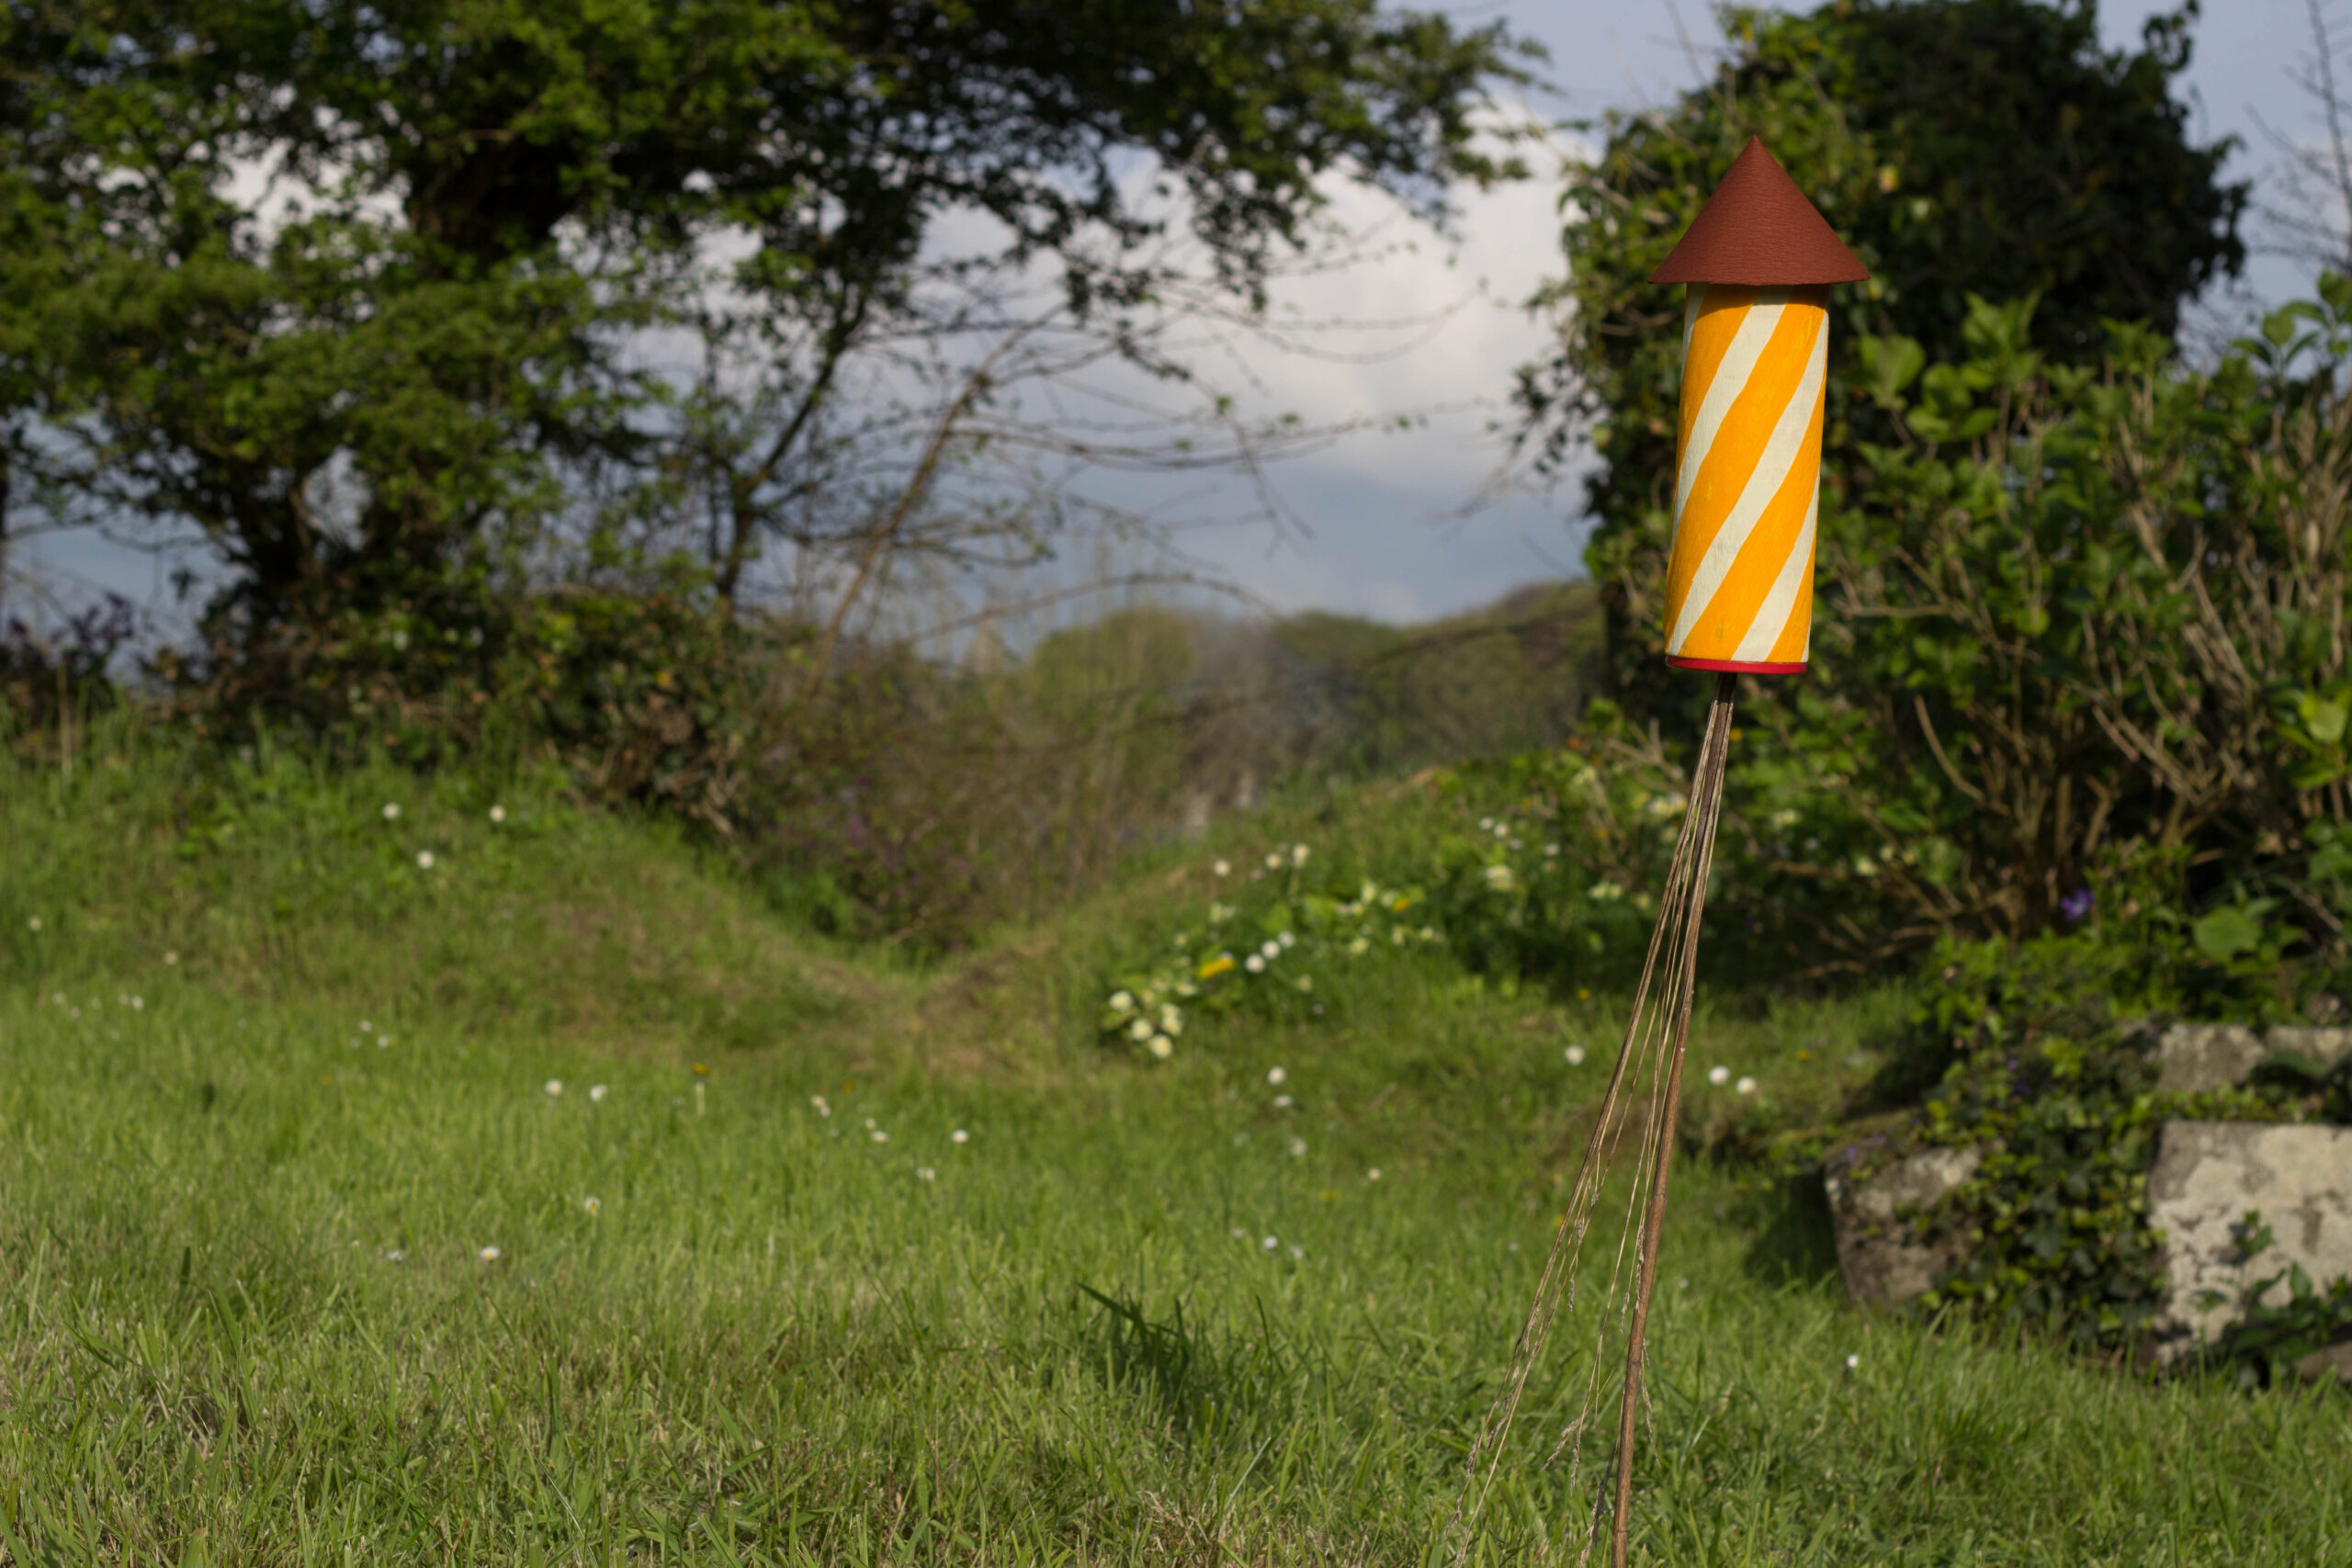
[1860,333,1926,407]
[1905,409,1952,443]
[2190,906,2262,964]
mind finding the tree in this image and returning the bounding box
[2254,0,2352,276]
[1519,0,2247,714]
[0,1,1529,652]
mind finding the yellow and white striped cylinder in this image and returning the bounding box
[1659,283,1828,673]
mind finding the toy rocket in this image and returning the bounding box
[1452,137,1871,1568]
[1651,137,1868,672]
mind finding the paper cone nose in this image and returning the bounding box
[1650,138,1869,287]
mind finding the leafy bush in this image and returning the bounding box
[1527,0,2245,716]
[2206,1226,2352,1387]
[1086,709,1811,1057]
[1524,6,2352,983]
[1838,923,2347,1354]
[1416,719,1691,985]
[0,595,142,756]
[1611,281,2352,987]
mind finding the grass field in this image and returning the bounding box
[1,734,2346,1563]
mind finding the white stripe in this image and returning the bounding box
[1729,477,1818,664]
[1667,319,1826,653]
[1680,285,1702,367]
[1672,287,1789,523]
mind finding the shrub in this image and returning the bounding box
[1528,0,2245,717]
[0,595,141,762]
[1844,922,2349,1354]
[1094,842,1442,1058]
[1644,283,2352,982]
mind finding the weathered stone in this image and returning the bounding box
[2147,1121,2352,1359]
[2291,1340,2352,1384]
[2149,1024,2266,1094]
[1824,1146,1980,1309]
[2263,1027,2352,1071]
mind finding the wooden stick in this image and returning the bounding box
[1607,672,1736,1568]
[1442,673,1733,1568]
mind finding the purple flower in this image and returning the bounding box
[2059,886,2094,923]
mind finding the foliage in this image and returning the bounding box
[1417,719,1696,985]
[1611,280,2352,977]
[1087,704,1751,1052]
[1266,582,1607,778]
[1094,842,1442,1056]
[1086,696,1871,1055]
[1524,2,2352,977]
[1526,0,2245,714]
[1836,924,2344,1354]
[1905,1004,2177,1350]
[137,576,1610,955]
[2204,1225,2352,1388]
[0,594,140,751]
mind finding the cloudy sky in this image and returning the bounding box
[16,0,2337,634]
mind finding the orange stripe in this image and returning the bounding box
[1674,284,1750,459]
[1678,382,1824,657]
[1764,523,1817,665]
[1663,299,1825,621]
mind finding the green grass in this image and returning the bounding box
[0,732,2345,1563]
